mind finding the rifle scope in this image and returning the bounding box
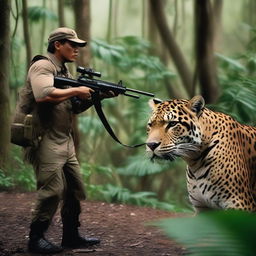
[77,66,101,78]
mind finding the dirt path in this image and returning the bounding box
[0,192,186,256]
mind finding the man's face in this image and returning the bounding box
[55,40,79,63]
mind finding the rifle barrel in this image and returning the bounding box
[126,87,154,97]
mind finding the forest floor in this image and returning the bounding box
[0,192,188,256]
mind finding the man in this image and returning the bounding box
[23,27,111,254]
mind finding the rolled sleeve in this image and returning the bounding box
[28,59,56,99]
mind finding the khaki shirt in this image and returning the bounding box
[27,53,73,144]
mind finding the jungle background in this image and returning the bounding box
[1,0,256,255]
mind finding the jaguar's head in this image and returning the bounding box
[146,96,205,161]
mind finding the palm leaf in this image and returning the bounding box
[211,77,256,124]
[216,53,246,72]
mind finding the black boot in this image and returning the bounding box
[28,220,63,254]
[61,199,100,248]
[61,219,100,248]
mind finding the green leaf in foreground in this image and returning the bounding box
[154,210,256,256]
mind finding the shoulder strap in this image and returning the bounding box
[92,93,145,148]
[30,55,61,76]
[30,55,49,66]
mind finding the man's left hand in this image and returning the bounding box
[100,91,119,99]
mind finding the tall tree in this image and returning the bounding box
[146,0,183,98]
[73,0,91,157]
[74,0,91,67]
[105,0,119,42]
[244,0,256,40]
[106,0,113,43]
[0,0,11,169]
[194,0,219,103]
[58,0,65,27]
[149,0,193,97]
[39,0,47,54]
[22,0,32,70]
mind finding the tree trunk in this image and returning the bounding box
[142,0,147,37]
[73,0,91,158]
[213,0,223,50]
[149,0,193,97]
[0,0,11,169]
[112,0,119,38]
[40,0,47,54]
[74,0,91,67]
[146,0,183,98]
[58,0,65,27]
[194,0,219,103]
[106,0,113,42]
[245,0,256,40]
[22,0,32,70]
[173,0,178,37]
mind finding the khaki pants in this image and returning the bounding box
[32,133,86,223]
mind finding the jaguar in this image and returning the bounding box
[146,95,256,212]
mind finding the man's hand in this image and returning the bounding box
[76,86,94,100]
[100,90,119,100]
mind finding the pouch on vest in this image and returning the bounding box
[11,55,49,147]
[11,114,34,147]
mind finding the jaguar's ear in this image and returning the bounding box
[148,98,162,111]
[188,95,205,116]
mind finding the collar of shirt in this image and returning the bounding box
[47,52,67,75]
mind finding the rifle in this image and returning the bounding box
[54,67,155,148]
[54,66,154,99]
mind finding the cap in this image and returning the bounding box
[48,27,87,47]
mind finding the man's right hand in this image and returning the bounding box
[76,86,94,100]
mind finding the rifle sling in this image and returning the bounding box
[92,94,145,148]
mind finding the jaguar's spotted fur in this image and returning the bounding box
[146,96,256,212]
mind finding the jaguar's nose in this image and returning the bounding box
[146,142,161,151]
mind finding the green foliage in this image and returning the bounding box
[78,115,105,137]
[92,38,125,65]
[2,146,36,191]
[117,154,171,176]
[0,169,13,189]
[216,53,246,73]
[10,36,26,89]
[91,36,175,87]
[100,184,179,211]
[80,162,178,211]
[115,36,175,82]
[213,49,256,125]
[212,29,256,126]
[27,6,57,22]
[154,210,256,256]
[10,153,36,191]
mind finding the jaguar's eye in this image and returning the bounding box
[166,121,178,129]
